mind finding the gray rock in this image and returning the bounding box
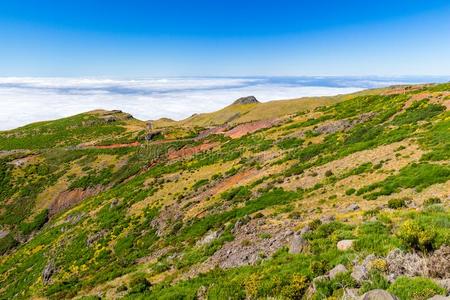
[289,234,308,254]
[427,296,449,300]
[299,225,311,235]
[42,262,55,284]
[320,215,335,224]
[436,279,450,293]
[329,264,348,279]
[232,96,259,105]
[337,239,355,251]
[352,265,369,282]
[360,289,399,300]
[0,229,9,239]
[343,288,360,300]
[87,229,107,246]
[342,203,360,213]
[197,230,221,246]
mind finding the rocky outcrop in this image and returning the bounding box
[232,96,259,105]
[386,248,428,281]
[289,233,308,254]
[427,246,450,278]
[196,230,222,246]
[329,264,348,279]
[313,112,376,135]
[351,254,377,283]
[42,262,55,285]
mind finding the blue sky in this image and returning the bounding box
[0,0,450,76]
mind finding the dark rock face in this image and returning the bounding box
[232,96,259,105]
[144,131,162,141]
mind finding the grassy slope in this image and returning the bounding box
[170,86,405,127]
[0,83,449,300]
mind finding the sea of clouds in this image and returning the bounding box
[0,76,447,130]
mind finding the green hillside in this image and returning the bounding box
[0,83,449,300]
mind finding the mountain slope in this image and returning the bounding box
[0,83,449,300]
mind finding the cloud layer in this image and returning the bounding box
[0,76,445,130]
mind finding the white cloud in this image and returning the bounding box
[0,76,436,130]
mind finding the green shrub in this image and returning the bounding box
[355,221,400,255]
[313,271,356,299]
[128,274,152,294]
[359,163,450,199]
[192,178,209,191]
[277,137,304,150]
[387,198,407,209]
[359,271,389,294]
[396,220,437,252]
[423,197,441,207]
[388,276,445,300]
[345,188,356,195]
[280,274,308,299]
[0,233,19,255]
[392,100,445,126]
[19,209,49,235]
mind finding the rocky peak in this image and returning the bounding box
[232,96,259,105]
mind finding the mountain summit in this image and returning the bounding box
[232,95,260,105]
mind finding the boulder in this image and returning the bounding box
[436,279,450,293]
[427,296,449,300]
[343,288,360,300]
[352,265,369,282]
[289,234,308,254]
[337,240,355,251]
[342,203,360,213]
[329,264,348,279]
[360,289,399,300]
[299,225,311,235]
[196,230,221,246]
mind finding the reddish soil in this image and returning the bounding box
[49,186,103,216]
[167,142,218,160]
[195,125,228,140]
[90,141,140,149]
[224,119,279,139]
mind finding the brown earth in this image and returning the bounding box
[49,186,103,216]
[224,119,280,139]
[167,142,219,160]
